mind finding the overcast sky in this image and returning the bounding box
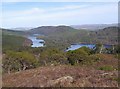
[1,1,118,28]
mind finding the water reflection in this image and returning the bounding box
[28,35,45,47]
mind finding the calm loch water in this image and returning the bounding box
[28,34,45,47]
[67,44,95,51]
[67,44,112,51]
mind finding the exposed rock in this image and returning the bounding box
[46,76,74,87]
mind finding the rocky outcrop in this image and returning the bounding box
[46,76,74,87]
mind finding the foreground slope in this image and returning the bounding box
[3,54,118,87]
[3,65,118,87]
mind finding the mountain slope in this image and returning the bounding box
[28,26,77,36]
[27,26,90,49]
[90,26,118,44]
[26,26,119,50]
[71,23,118,30]
[1,28,32,51]
[2,26,118,50]
[1,28,25,36]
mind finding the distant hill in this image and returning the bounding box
[89,26,118,45]
[1,25,118,50]
[1,28,25,36]
[27,25,118,50]
[27,25,89,49]
[71,23,118,30]
[11,27,33,31]
[28,25,76,35]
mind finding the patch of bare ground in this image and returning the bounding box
[3,65,118,87]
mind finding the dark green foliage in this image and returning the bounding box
[114,53,120,60]
[3,50,39,73]
[81,54,100,65]
[114,45,120,53]
[40,48,68,66]
[67,47,100,65]
[2,34,26,52]
[2,28,31,52]
[79,46,92,55]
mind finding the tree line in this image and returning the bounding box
[2,44,120,74]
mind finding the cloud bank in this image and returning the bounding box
[1,2,118,28]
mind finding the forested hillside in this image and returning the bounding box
[89,27,118,45]
[27,26,118,50]
[1,28,32,51]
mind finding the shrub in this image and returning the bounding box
[40,48,68,65]
[113,77,120,83]
[79,46,92,55]
[114,45,120,53]
[114,53,120,60]
[67,47,89,65]
[98,65,115,71]
[3,50,39,73]
[81,54,100,65]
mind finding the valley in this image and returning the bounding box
[1,25,119,87]
[1,1,119,88]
